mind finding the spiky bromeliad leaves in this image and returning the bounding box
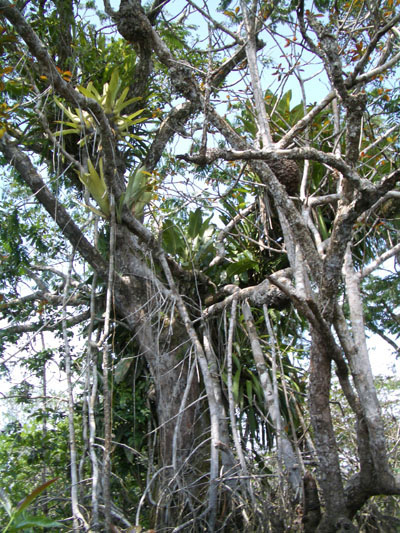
[54,69,151,217]
[122,165,154,220]
[78,158,110,217]
[55,69,146,145]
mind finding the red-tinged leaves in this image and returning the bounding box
[55,66,72,81]
[16,478,58,514]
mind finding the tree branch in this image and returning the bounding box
[144,102,197,172]
[178,146,372,191]
[0,290,84,310]
[186,0,242,44]
[350,12,400,81]
[203,269,292,318]
[360,242,400,279]
[0,135,109,279]
[0,0,124,196]
[1,310,91,336]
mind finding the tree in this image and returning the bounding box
[0,0,399,531]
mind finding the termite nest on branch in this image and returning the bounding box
[267,158,301,196]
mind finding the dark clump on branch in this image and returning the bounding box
[267,157,301,196]
[117,0,149,44]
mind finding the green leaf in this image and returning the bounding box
[246,379,253,406]
[53,128,81,137]
[194,238,215,264]
[105,69,120,113]
[0,487,13,516]
[277,90,292,116]
[54,96,80,123]
[316,207,329,240]
[226,257,257,277]
[12,514,64,529]
[115,95,142,114]
[250,374,265,405]
[78,159,110,216]
[232,368,241,403]
[55,120,81,128]
[125,134,144,143]
[134,190,153,219]
[115,357,134,384]
[290,102,304,124]
[112,85,129,114]
[86,81,102,101]
[162,219,185,256]
[240,118,257,137]
[77,85,96,99]
[247,407,258,436]
[75,199,108,219]
[77,134,92,147]
[232,350,241,370]
[124,166,150,210]
[200,215,213,237]
[74,108,92,128]
[188,208,203,238]
[125,109,146,121]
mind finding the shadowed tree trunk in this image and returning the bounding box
[1,1,400,531]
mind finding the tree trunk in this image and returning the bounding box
[112,227,224,527]
[309,327,346,532]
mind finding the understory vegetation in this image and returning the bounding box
[0,0,400,531]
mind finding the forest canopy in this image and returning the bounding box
[0,0,400,531]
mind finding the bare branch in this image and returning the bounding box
[178,145,372,191]
[144,102,196,172]
[350,12,400,81]
[360,242,400,279]
[240,0,273,147]
[203,269,292,318]
[185,0,243,44]
[209,203,257,268]
[0,310,91,336]
[0,290,84,310]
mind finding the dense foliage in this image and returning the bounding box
[0,0,399,531]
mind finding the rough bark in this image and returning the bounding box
[308,328,346,532]
[2,1,400,530]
